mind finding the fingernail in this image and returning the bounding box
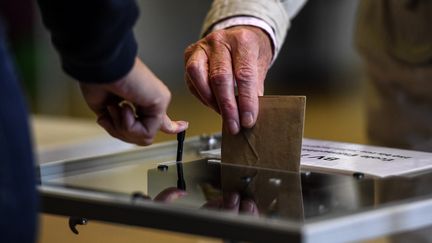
[241,112,254,128]
[228,119,239,134]
[177,121,189,129]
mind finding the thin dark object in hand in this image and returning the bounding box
[176,131,186,190]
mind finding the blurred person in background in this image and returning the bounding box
[355,0,432,152]
[185,0,432,152]
[1,0,187,242]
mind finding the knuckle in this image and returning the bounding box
[210,73,233,87]
[218,97,237,113]
[158,88,171,106]
[149,90,170,112]
[184,43,200,64]
[184,43,196,55]
[185,60,199,76]
[210,64,231,77]
[205,31,225,43]
[235,65,256,81]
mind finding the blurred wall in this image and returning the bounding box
[32,0,362,117]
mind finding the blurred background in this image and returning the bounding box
[2,0,374,242]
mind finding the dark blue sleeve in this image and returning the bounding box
[37,0,139,83]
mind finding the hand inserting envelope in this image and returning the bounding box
[222,96,306,172]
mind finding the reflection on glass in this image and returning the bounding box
[147,160,432,222]
[40,159,432,223]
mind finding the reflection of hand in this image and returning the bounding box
[185,26,272,134]
[80,58,188,146]
[153,187,188,203]
[202,192,259,216]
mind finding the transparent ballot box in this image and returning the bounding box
[38,134,432,242]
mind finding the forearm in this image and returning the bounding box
[37,0,139,83]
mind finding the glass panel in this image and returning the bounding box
[40,156,432,223]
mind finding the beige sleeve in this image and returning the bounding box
[202,0,306,55]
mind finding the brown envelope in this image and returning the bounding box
[222,96,306,172]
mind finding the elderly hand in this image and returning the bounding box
[184,26,272,134]
[80,58,188,146]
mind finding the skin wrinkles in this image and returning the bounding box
[184,26,272,134]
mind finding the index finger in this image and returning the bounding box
[185,45,219,111]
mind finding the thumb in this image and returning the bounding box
[160,114,189,134]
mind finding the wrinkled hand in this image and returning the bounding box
[185,26,273,134]
[80,58,188,146]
